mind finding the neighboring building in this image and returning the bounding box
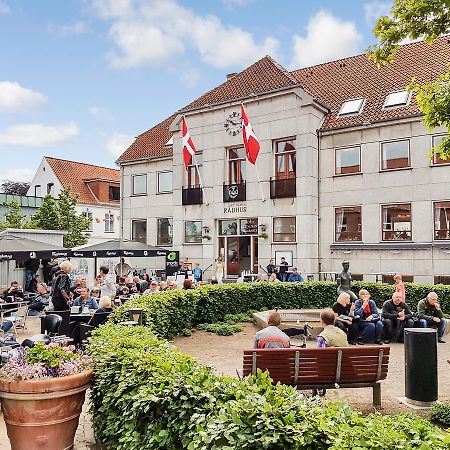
[28,157,120,244]
[117,37,450,284]
[0,193,44,222]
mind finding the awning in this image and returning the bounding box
[71,239,169,258]
[0,235,70,261]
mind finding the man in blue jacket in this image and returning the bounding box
[354,289,383,344]
[287,268,303,283]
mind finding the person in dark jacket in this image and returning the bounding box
[28,274,40,293]
[51,261,72,311]
[23,257,40,292]
[382,292,414,344]
[266,259,276,275]
[28,283,51,315]
[2,281,24,302]
[417,292,448,343]
[354,289,383,344]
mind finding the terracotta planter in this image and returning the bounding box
[0,369,93,450]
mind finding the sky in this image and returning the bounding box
[0,0,392,184]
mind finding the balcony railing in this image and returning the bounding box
[182,186,203,205]
[270,177,296,199]
[223,182,246,202]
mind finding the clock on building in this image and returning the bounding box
[224,111,242,136]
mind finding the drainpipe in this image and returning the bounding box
[316,128,322,277]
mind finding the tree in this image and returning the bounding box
[0,180,31,196]
[0,201,28,231]
[30,195,59,231]
[368,0,450,159]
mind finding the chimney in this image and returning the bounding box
[226,72,237,80]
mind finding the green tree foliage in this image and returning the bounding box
[368,0,450,158]
[30,189,90,248]
[0,201,28,231]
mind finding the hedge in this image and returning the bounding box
[111,281,450,339]
[88,323,450,450]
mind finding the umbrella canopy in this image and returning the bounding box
[71,239,169,258]
[0,235,69,261]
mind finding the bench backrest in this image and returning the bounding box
[243,346,390,385]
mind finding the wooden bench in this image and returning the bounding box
[241,346,390,407]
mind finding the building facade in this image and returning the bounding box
[117,38,450,284]
[28,157,120,244]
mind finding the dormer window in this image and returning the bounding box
[164,136,173,147]
[384,90,410,108]
[338,98,365,116]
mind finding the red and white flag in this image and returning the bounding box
[182,116,197,171]
[241,104,260,165]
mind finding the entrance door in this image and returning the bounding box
[226,236,251,276]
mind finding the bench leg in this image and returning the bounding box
[372,383,381,408]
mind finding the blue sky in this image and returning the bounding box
[0,0,391,184]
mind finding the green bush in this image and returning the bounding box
[197,323,243,335]
[88,324,450,450]
[431,403,450,426]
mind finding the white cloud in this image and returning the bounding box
[364,2,391,25]
[47,21,89,37]
[222,0,254,9]
[0,122,79,147]
[106,132,134,157]
[0,81,47,114]
[0,168,35,183]
[90,0,279,69]
[0,1,10,14]
[290,10,363,68]
[89,106,114,121]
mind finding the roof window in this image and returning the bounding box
[164,136,173,147]
[384,90,410,108]
[338,98,365,116]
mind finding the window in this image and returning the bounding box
[384,90,410,108]
[382,203,411,241]
[434,275,450,285]
[382,274,413,284]
[275,139,296,179]
[273,217,296,242]
[187,153,202,188]
[132,219,147,243]
[157,171,173,193]
[132,174,147,195]
[34,185,41,197]
[82,211,93,232]
[381,140,410,170]
[185,221,202,243]
[109,186,120,201]
[434,201,450,240]
[335,206,362,241]
[47,183,54,195]
[157,218,172,245]
[432,135,449,165]
[338,98,365,116]
[228,147,246,184]
[104,212,114,233]
[335,146,361,175]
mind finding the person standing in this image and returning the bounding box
[51,260,73,311]
[193,263,203,283]
[99,266,116,300]
[393,274,406,302]
[23,257,40,292]
[382,291,414,344]
[114,258,132,283]
[215,257,224,284]
[278,257,288,282]
[266,259,276,276]
[354,289,383,344]
[41,258,53,285]
[417,292,448,343]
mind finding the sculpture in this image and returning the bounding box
[336,260,357,301]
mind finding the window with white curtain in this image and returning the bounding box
[335,207,362,241]
[381,204,411,241]
[434,202,450,240]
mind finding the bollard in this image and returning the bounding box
[404,328,438,406]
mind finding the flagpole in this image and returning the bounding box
[193,152,209,206]
[254,162,266,202]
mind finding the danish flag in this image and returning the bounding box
[181,116,197,171]
[241,104,260,165]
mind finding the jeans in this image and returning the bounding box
[382,318,414,342]
[358,320,383,343]
[24,269,35,292]
[419,318,448,338]
[279,273,287,282]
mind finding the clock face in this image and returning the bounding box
[224,111,242,136]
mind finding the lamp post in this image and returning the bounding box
[128,308,144,326]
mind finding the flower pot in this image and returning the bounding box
[0,369,93,450]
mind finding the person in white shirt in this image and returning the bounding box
[99,266,116,300]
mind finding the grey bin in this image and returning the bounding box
[404,328,438,406]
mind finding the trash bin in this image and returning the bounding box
[404,328,438,406]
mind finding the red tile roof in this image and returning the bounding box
[45,157,120,206]
[117,37,450,163]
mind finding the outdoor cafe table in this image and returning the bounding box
[70,312,94,323]
[0,300,29,322]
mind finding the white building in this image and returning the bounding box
[28,157,120,245]
[116,37,450,284]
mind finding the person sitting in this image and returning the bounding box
[27,282,51,315]
[316,308,349,348]
[255,273,265,282]
[253,311,290,349]
[332,292,358,345]
[268,273,280,283]
[2,281,24,302]
[28,274,40,293]
[159,281,168,291]
[144,280,160,295]
[116,277,129,297]
[73,287,99,310]
[288,268,303,283]
[89,275,102,291]
[417,292,448,343]
[168,280,178,290]
[183,279,194,290]
[90,287,101,299]
[87,296,113,327]
[354,289,383,344]
[382,292,414,344]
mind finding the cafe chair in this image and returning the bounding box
[43,310,70,337]
[91,311,112,327]
[8,305,29,336]
[23,314,63,347]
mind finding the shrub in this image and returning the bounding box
[88,324,450,450]
[431,403,450,426]
[197,323,243,335]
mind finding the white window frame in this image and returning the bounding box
[82,211,93,232]
[338,98,366,116]
[104,212,114,233]
[157,171,173,194]
[184,220,203,244]
[157,217,173,246]
[334,145,361,176]
[132,174,147,195]
[380,139,411,171]
[131,219,147,243]
[383,90,411,109]
[272,216,296,243]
